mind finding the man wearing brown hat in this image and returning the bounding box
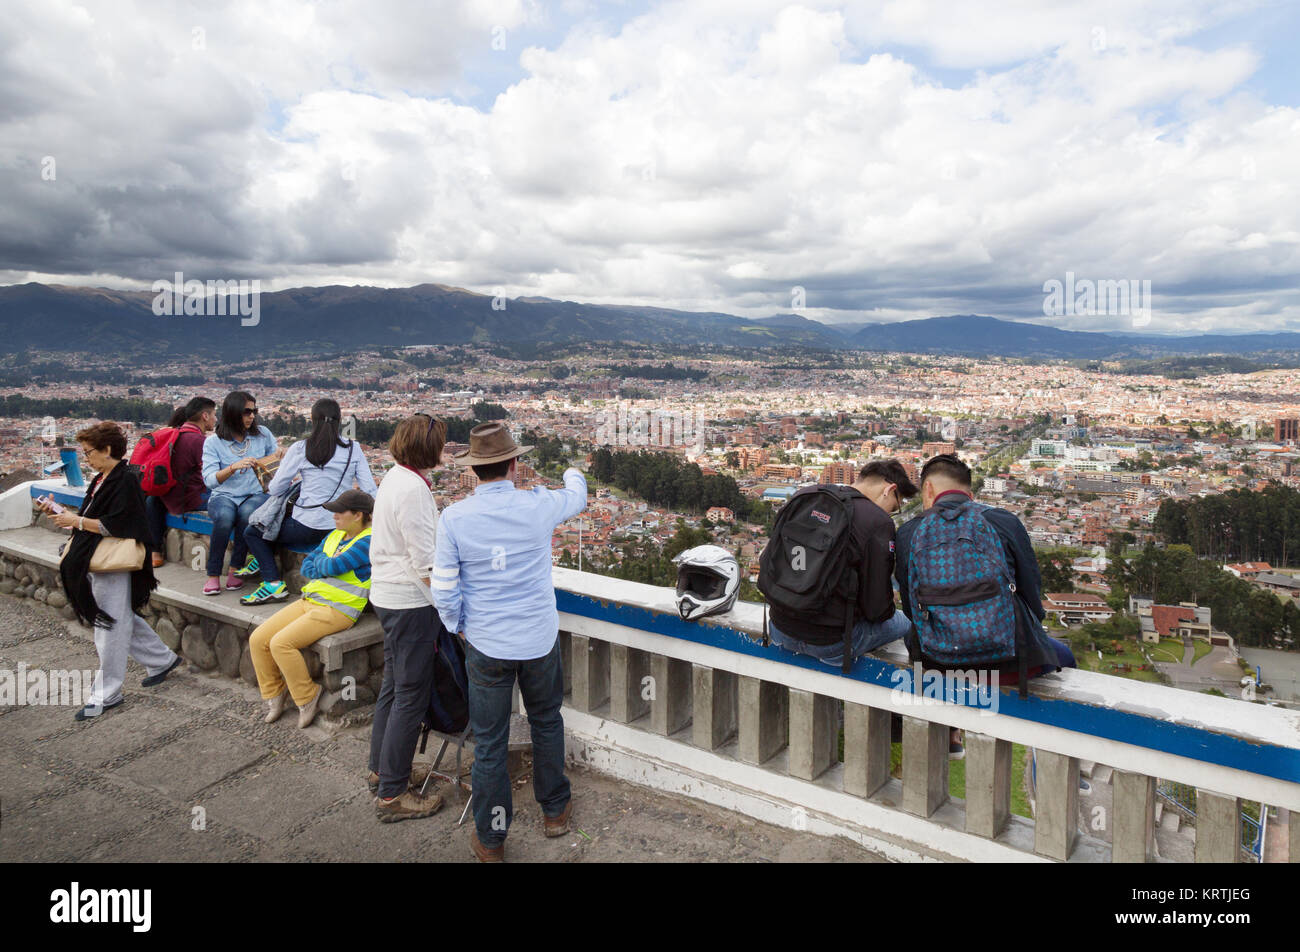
[431,422,588,861]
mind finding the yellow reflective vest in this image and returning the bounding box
[301,527,372,621]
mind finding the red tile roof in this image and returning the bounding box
[1045,592,1107,605]
[1150,605,1196,638]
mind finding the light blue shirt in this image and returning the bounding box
[202,426,277,500]
[268,440,378,530]
[432,468,587,660]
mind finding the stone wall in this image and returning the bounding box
[0,548,383,715]
[33,511,313,596]
[0,553,72,616]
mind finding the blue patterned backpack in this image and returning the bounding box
[905,499,1027,692]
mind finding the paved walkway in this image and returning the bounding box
[0,597,888,863]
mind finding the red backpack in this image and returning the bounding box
[129,423,199,497]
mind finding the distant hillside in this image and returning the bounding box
[3,283,1300,360]
[0,282,839,358]
[849,314,1300,359]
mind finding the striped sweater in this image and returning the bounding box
[301,533,372,583]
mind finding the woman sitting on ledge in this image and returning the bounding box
[247,489,374,729]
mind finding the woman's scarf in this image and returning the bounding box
[58,461,158,627]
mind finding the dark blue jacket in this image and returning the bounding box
[894,491,1062,677]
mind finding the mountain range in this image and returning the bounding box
[3,281,1300,360]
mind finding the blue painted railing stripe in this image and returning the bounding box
[21,484,1300,784]
[27,485,312,554]
[556,589,1300,786]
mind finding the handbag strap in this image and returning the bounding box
[296,442,353,510]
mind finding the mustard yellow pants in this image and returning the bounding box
[248,598,354,706]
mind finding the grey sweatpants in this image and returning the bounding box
[87,571,177,707]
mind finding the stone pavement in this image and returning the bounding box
[0,597,888,864]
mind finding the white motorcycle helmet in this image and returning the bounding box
[673,545,740,621]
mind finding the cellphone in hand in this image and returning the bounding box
[40,494,65,515]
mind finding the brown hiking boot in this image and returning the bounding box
[543,799,573,838]
[367,765,435,797]
[375,789,444,823]
[470,829,504,862]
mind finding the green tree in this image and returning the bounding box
[1037,552,1075,593]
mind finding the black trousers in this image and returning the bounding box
[368,604,441,799]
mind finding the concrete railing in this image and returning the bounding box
[550,568,1300,863]
[7,478,1299,860]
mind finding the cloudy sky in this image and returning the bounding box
[2,0,1298,334]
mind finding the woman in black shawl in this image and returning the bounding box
[43,422,182,720]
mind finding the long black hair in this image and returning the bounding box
[169,396,215,428]
[216,391,257,442]
[305,398,349,467]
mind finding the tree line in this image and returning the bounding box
[589,448,753,520]
[604,363,708,381]
[1154,484,1300,566]
[1105,543,1298,650]
[0,395,173,424]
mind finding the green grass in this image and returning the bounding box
[1191,639,1213,665]
[1147,639,1184,664]
[881,739,1032,819]
[1076,643,1165,682]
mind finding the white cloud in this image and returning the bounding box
[1,0,1297,334]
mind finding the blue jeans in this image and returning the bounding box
[465,636,570,848]
[243,515,329,583]
[145,494,210,556]
[205,493,267,577]
[1048,637,1076,670]
[769,612,911,667]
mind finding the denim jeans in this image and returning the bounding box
[146,494,209,557]
[769,611,911,667]
[206,493,267,576]
[243,515,329,583]
[368,605,440,799]
[145,496,168,556]
[465,636,570,848]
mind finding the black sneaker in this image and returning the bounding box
[142,654,183,687]
[75,698,123,721]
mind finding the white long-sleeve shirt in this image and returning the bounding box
[369,465,439,610]
[268,440,378,531]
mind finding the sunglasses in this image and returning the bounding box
[243,408,258,416]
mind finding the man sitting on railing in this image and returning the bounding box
[764,459,918,667]
[894,453,1077,690]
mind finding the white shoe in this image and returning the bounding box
[297,684,323,729]
[263,689,291,724]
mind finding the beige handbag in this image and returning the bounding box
[60,537,147,573]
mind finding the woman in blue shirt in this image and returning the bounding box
[201,391,280,595]
[241,397,377,605]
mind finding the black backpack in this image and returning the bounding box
[758,485,861,672]
[421,623,469,737]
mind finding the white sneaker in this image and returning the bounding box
[297,684,323,729]
[263,689,291,724]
